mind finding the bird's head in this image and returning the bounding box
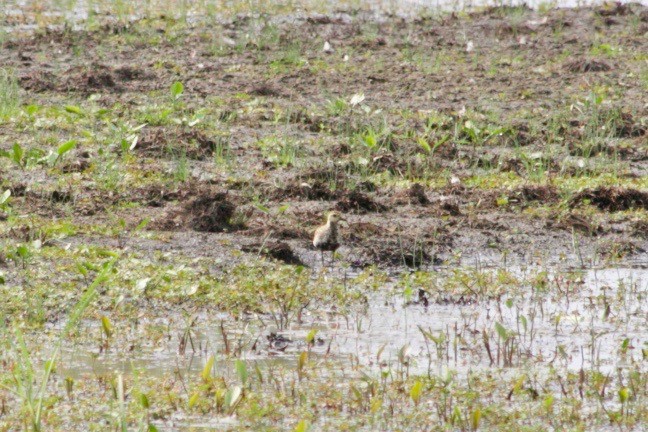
[327,211,345,224]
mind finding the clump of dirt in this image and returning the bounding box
[156,190,242,232]
[570,187,648,211]
[287,110,322,133]
[612,112,647,138]
[248,83,284,97]
[136,128,217,160]
[63,63,121,92]
[280,168,346,200]
[346,222,383,242]
[370,153,408,175]
[243,242,304,265]
[186,192,240,232]
[596,2,632,17]
[368,241,433,268]
[135,186,184,207]
[632,220,648,238]
[508,185,560,205]
[114,65,147,81]
[281,182,338,200]
[336,190,386,213]
[548,213,599,235]
[499,156,560,175]
[50,190,73,203]
[439,198,461,216]
[565,59,611,73]
[394,183,429,205]
[19,70,57,92]
[59,159,91,173]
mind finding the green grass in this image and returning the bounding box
[0,69,20,120]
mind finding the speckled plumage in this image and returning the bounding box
[313,211,345,264]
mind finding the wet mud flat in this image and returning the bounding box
[0,2,647,430]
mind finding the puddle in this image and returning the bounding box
[57,266,647,382]
[322,267,647,375]
[3,0,641,34]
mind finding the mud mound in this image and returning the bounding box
[187,192,239,232]
[508,185,560,205]
[114,65,147,81]
[280,168,346,200]
[336,190,386,213]
[406,183,430,205]
[248,83,283,97]
[135,185,184,207]
[19,71,57,92]
[243,242,304,265]
[548,213,601,236]
[63,64,121,92]
[137,128,217,160]
[596,2,632,17]
[612,112,647,138]
[570,187,648,211]
[346,222,383,242]
[281,181,338,200]
[632,220,648,239]
[565,59,611,73]
[59,159,91,174]
[369,241,432,268]
[155,191,242,232]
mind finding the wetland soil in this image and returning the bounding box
[1,4,648,269]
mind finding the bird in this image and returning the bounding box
[313,211,345,265]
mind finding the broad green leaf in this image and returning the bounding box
[297,351,308,372]
[139,393,149,409]
[543,395,554,411]
[294,420,309,432]
[471,407,482,430]
[225,385,242,408]
[201,355,215,381]
[24,104,39,115]
[618,387,629,403]
[235,359,248,385]
[135,218,150,231]
[44,359,56,373]
[305,329,318,344]
[65,105,84,115]
[370,397,382,413]
[255,203,270,213]
[0,189,10,205]
[11,143,23,165]
[170,81,184,99]
[495,322,508,341]
[188,392,200,408]
[101,315,113,338]
[410,380,423,404]
[16,245,29,258]
[417,137,431,154]
[57,140,77,156]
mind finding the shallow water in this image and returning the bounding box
[57,266,647,380]
[3,0,648,34]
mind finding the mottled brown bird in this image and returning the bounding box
[313,211,345,265]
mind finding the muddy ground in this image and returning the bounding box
[2,3,647,272]
[0,3,647,430]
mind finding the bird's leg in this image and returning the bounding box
[320,250,324,266]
